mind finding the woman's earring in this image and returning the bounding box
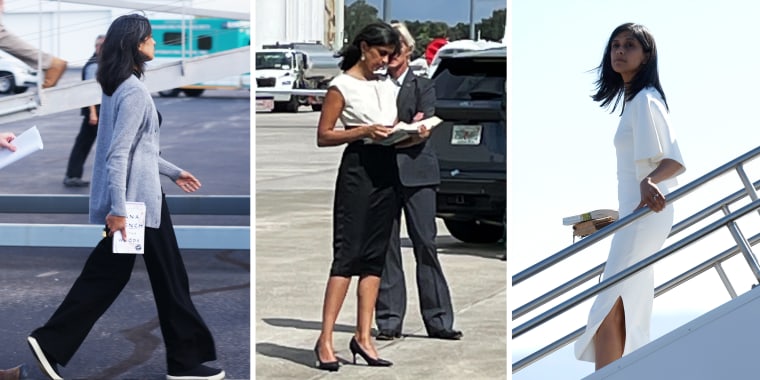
[361,54,366,61]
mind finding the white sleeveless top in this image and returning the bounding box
[328,73,398,127]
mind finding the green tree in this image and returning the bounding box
[342,4,506,60]
[447,22,469,41]
[405,20,449,59]
[343,0,381,45]
[478,9,506,42]
[445,9,505,43]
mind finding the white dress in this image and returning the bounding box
[325,73,400,277]
[329,73,397,127]
[575,87,685,362]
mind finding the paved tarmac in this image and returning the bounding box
[0,83,250,379]
[255,108,507,379]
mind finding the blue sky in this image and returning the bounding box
[511,0,760,378]
[346,0,505,25]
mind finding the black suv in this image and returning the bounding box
[430,47,506,244]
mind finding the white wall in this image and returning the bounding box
[4,10,111,66]
[255,0,325,49]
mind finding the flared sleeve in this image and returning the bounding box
[630,89,686,184]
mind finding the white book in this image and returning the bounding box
[113,202,146,254]
[391,116,443,133]
[562,209,619,226]
[363,116,443,146]
[0,126,43,170]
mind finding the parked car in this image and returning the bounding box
[0,53,37,94]
[429,46,506,244]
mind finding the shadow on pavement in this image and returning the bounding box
[91,317,163,379]
[262,318,355,334]
[256,342,314,368]
[401,235,506,260]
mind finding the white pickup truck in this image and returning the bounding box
[255,43,340,112]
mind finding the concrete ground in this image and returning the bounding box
[255,108,507,379]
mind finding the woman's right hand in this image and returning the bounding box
[106,214,127,240]
[637,177,666,212]
[365,124,392,141]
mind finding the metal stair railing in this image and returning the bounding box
[512,176,760,321]
[0,194,249,250]
[0,45,250,125]
[512,144,760,373]
[517,228,760,371]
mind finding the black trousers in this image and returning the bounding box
[65,116,97,178]
[375,185,455,335]
[31,195,217,372]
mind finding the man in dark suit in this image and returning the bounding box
[374,23,462,341]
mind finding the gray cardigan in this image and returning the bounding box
[89,75,182,228]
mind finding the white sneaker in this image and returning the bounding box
[27,336,63,380]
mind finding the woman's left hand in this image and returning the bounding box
[412,112,431,139]
[638,177,666,212]
[175,171,201,193]
[395,113,430,148]
[417,124,430,139]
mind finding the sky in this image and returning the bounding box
[346,0,505,25]
[511,0,760,379]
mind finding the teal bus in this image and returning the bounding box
[150,18,250,96]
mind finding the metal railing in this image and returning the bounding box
[0,194,249,250]
[512,145,760,373]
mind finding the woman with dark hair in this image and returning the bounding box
[314,22,401,371]
[574,23,685,370]
[26,14,224,380]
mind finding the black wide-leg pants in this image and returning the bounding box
[31,195,217,372]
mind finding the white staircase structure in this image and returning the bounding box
[0,46,249,125]
[512,145,760,379]
[0,0,249,125]
[64,0,250,20]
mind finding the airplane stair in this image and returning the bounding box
[0,45,249,125]
[512,144,760,379]
[585,284,760,379]
[0,0,249,125]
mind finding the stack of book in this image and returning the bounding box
[562,209,619,238]
[363,116,443,146]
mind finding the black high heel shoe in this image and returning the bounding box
[314,342,340,371]
[349,337,393,367]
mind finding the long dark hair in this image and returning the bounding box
[97,14,153,96]
[592,23,667,113]
[336,22,400,71]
